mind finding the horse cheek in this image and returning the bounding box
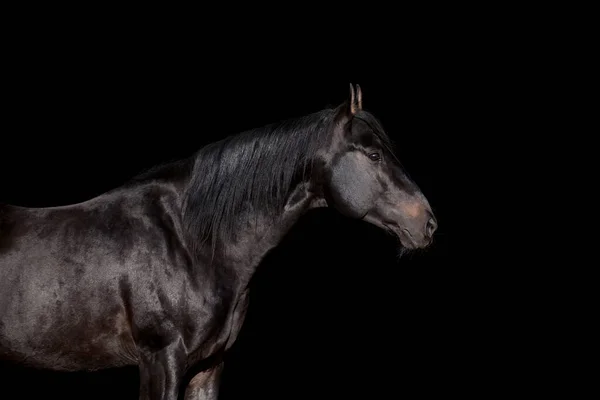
[330,155,377,218]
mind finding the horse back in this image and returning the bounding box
[0,203,15,251]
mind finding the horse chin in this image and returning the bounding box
[396,245,412,259]
[395,235,422,259]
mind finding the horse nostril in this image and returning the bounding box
[426,217,438,238]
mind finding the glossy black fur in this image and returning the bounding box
[0,86,437,399]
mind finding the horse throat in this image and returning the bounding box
[219,182,324,284]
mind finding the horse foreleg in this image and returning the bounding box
[137,340,187,400]
[184,362,224,400]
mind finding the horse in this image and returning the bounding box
[0,84,437,399]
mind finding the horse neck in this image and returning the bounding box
[206,180,326,287]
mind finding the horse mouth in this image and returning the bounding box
[383,224,419,249]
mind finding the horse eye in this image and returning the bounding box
[368,152,381,162]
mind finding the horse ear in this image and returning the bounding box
[334,83,362,125]
[349,83,363,115]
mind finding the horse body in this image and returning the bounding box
[1,180,186,369]
[0,85,438,399]
[0,163,322,397]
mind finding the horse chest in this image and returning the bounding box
[185,289,250,364]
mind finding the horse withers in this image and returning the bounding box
[0,85,437,399]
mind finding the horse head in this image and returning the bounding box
[317,84,437,250]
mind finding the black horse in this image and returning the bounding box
[0,85,437,399]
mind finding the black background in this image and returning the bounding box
[0,9,544,399]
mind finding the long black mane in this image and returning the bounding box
[182,108,336,252]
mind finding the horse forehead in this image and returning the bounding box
[354,130,376,148]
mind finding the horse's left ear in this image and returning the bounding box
[349,83,363,115]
